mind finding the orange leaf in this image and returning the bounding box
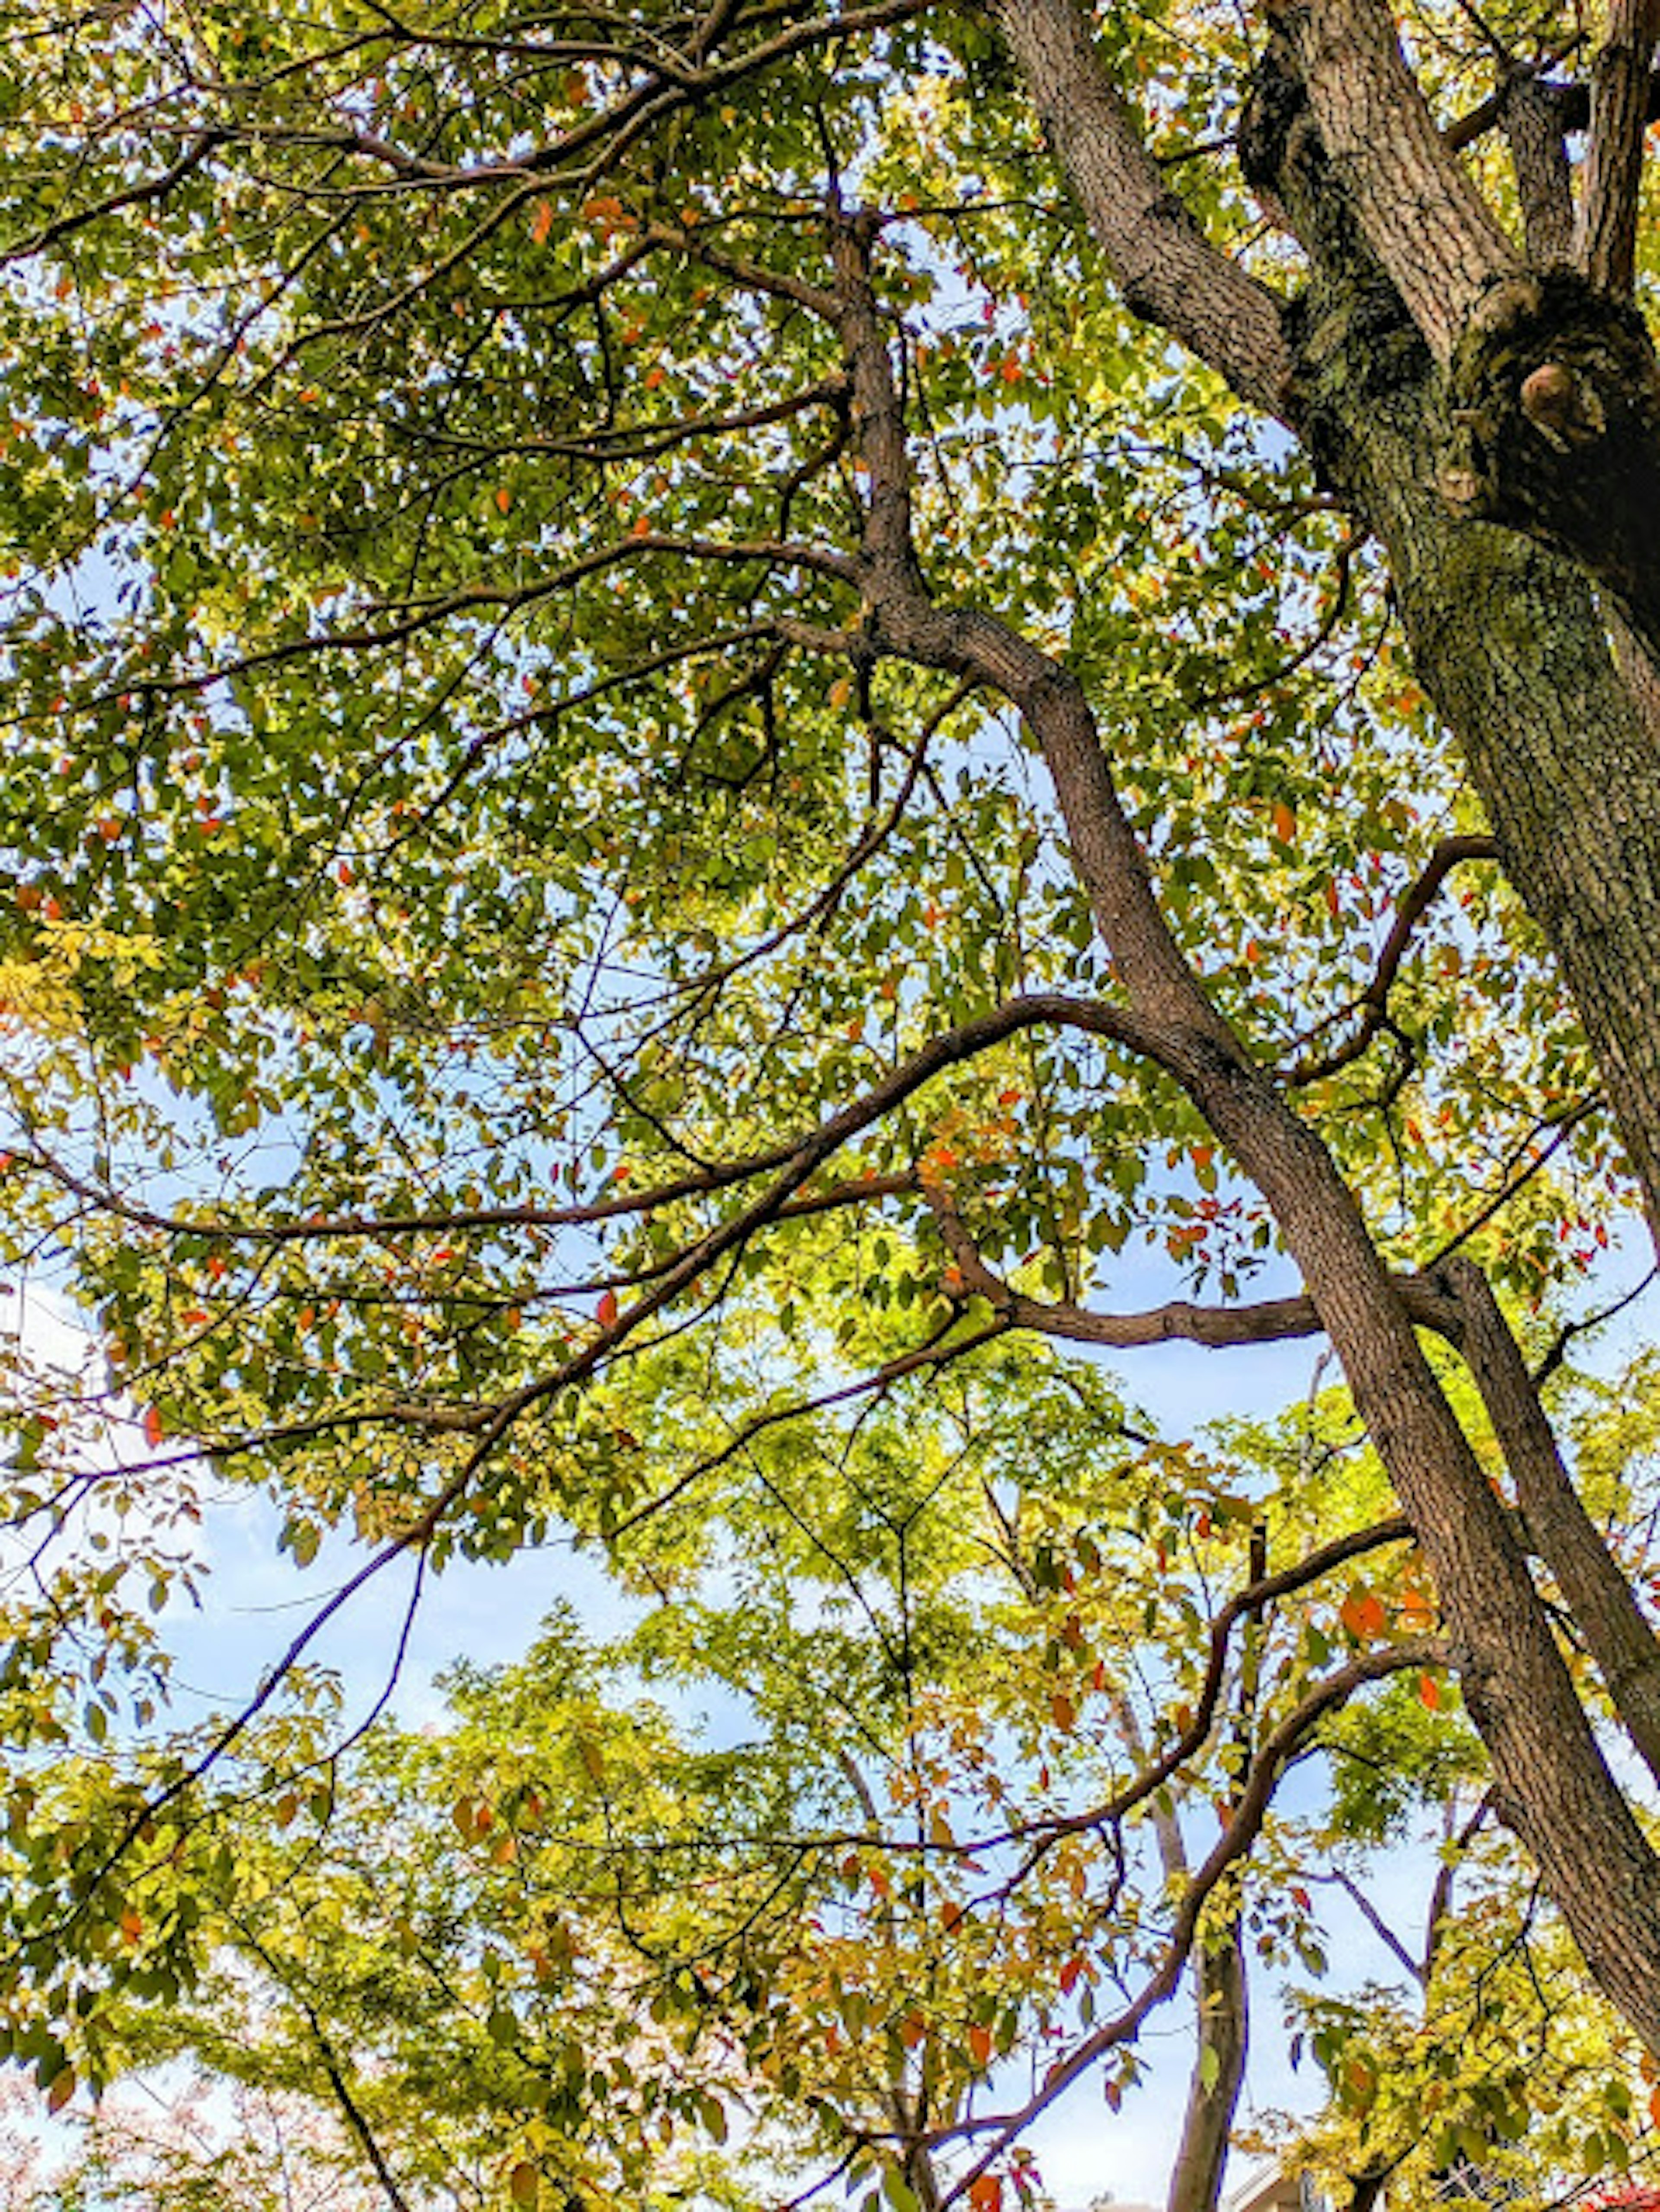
[596,1289,619,1328]
[968,2023,994,2070]
[142,1405,164,1449]
[495,485,512,514]
[968,2177,1003,2211]
[1051,1691,1077,1731]
[1418,1672,1442,1711]
[1340,1589,1385,1641]
[1272,799,1296,845]
[530,200,553,246]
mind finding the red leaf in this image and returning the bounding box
[596,1289,619,1328]
[142,1405,164,1449]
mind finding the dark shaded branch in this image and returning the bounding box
[925,1182,1457,1347]
[1502,73,1577,264]
[1289,834,1502,1084]
[0,129,227,265]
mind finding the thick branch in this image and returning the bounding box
[1577,0,1660,291]
[1281,0,1518,359]
[1502,74,1577,265]
[1438,1254,1660,1791]
[926,1184,1456,1346]
[993,0,1297,421]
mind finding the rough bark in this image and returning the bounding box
[1501,73,1575,265]
[1578,0,1660,290]
[1238,42,1660,1237]
[1443,271,1660,673]
[992,0,1297,422]
[1274,0,1518,360]
[1438,1254,1660,1791]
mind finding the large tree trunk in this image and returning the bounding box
[1238,40,1660,1238]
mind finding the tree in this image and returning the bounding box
[35,1357,1583,2212]
[3,0,1660,2199]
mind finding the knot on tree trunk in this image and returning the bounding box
[1442,268,1660,660]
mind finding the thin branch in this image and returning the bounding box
[927,1640,1449,2199]
[1289,835,1501,1084]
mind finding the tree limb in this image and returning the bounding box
[1289,835,1502,1084]
[924,1181,1458,1348]
[1281,0,1519,359]
[1437,1254,1660,1791]
[1577,0,1660,290]
[992,0,1297,421]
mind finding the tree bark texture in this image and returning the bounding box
[958,1,1660,2055]
[1167,1926,1250,2212]
[1239,38,1660,1240]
